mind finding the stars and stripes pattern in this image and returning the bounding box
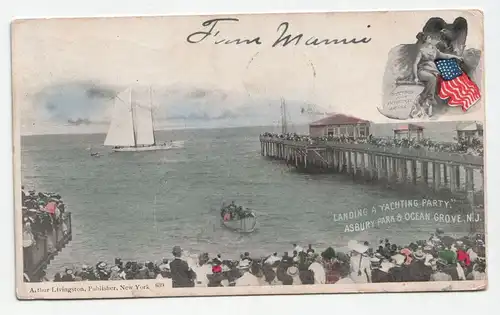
[435,59,481,112]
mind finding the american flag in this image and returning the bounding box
[435,59,481,112]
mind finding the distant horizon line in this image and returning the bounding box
[19,123,309,137]
[19,119,471,137]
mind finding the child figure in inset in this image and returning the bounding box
[411,32,464,118]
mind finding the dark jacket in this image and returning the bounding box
[170,258,196,288]
[371,269,390,283]
[407,261,433,281]
[388,266,410,282]
[442,265,459,281]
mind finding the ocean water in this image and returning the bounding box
[20,124,478,275]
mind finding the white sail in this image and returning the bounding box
[132,87,155,146]
[104,88,136,147]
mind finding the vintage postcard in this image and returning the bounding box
[12,9,487,300]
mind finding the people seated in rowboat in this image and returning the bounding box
[220,201,254,221]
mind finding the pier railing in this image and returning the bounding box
[23,212,72,281]
[260,137,483,167]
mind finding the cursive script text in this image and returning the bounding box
[186,18,372,47]
[186,18,263,45]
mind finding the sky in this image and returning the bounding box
[11,10,484,135]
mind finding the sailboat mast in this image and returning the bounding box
[130,88,137,147]
[150,86,156,145]
[281,97,288,134]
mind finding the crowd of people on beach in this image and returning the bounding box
[40,229,486,286]
[22,186,68,251]
[260,132,483,157]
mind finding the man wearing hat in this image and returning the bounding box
[281,252,293,266]
[407,249,432,281]
[169,246,196,288]
[370,257,390,283]
[388,254,409,282]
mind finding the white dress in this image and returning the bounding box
[349,254,371,283]
[308,262,326,284]
[336,277,355,284]
[235,272,261,286]
[193,264,212,287]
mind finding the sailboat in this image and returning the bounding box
[104,87,181,152]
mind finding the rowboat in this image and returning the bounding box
[221,214,257,233]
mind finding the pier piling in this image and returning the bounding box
[259,136,484,212]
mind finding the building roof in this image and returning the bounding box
[309,113,370,127]
[456,122,483,131]
[393,124,424,131]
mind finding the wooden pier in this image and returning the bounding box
[23,213,73,281]
[259,136,484,222]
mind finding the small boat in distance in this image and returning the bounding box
[104,86,182,152]
[220,202,257,233]
[90,152,101,157]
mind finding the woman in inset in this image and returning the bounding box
[412,32,463,118]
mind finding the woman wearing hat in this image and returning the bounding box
[207,257,225,287]
[430,258,452,281]
[321,247,341,284]
[307,255,325,284]
[192,253,211,287]
[109,265,123,280]
[234,262,261,286]
[285,266,302,285]
[96,262,110,280]
[348,240,371,283]
[467,259,486,280]
[61,268,75,282]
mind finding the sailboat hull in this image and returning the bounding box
[112,141,184,152]
[113,146,172,152]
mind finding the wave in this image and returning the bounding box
[158,158,187,164]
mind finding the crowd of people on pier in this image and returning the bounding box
[41,229,486,286]
[260,132,483,156]
[21,186,68,251]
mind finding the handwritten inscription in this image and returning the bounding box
[186,18,372,47]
